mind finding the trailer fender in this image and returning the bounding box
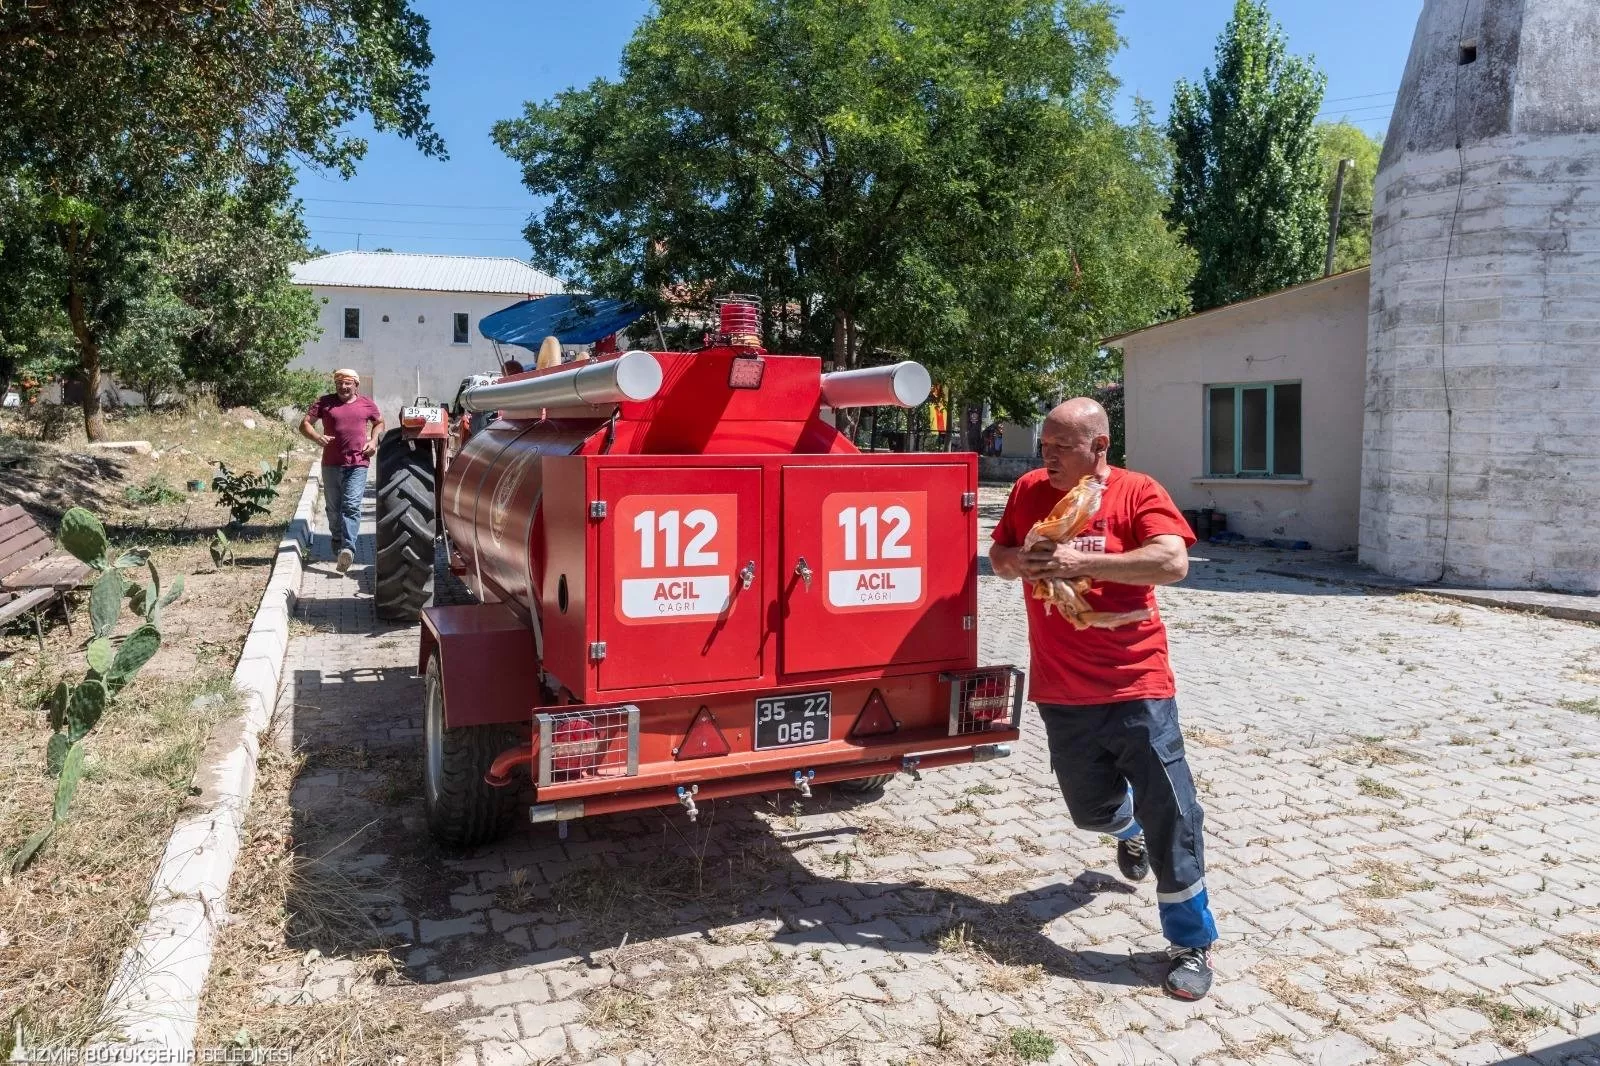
[420,603,542,729]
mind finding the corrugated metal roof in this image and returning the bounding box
[290,251,566,296]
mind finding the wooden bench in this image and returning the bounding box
[0,504,95,648]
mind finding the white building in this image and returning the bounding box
[1115,269,1369,551]
[290,251,565,419]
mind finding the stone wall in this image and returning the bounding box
[1362,0,1600,593]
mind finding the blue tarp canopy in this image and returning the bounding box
[478,294,646,350]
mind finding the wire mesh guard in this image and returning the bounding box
[716,295,762,345]
[536,706,640,786]
[947,668,1024,736]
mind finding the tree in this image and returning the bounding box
[1318,121,1381,274]
[493,0,1193,416]
[1167,0,1327,311]
[0,1,445,438]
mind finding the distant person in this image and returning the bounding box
[989,396,1218,1000]
[299,369,384,574]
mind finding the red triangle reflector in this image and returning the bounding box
[849,689,899,739]
[676,706,731,760]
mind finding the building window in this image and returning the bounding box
[1205,382,1301,477]
[342,307,361,340]
[452,312,469,345]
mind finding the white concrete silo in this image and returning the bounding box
[1362,0,1600,592]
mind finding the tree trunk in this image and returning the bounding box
[64,233,107,441]
[834,308,861,441]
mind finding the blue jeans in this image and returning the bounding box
[321,464,367,554]
[1037,698,1219,948]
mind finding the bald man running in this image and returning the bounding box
[990,398,1219,999]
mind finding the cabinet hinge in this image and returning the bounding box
[589,500,607,519]
[962,615,974,631]
[588,641,607,661]
[961,491,977,510]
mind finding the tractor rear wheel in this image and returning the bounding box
[834,774,894,793]
[375,430,435,621]
[423,655,520,847]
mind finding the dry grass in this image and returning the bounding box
[1352,858,1437,899]
[196,725,462,1063]
[0,676,236,1042]
[0,406,311,1041]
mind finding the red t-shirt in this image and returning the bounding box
[992,466,1195,706]
[306,393,382,468]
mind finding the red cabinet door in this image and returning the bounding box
[781,463,973,676]
[596,467,765,691]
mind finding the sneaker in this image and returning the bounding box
[1164,946,1214,1000]
[1117,833,1150,882]
[336,547,354,573]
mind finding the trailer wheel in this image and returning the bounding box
[375,430,435,621]
[423,655,520,847]
[834,774,894,793]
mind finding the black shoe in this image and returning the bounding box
[1164,946,1214,1000]
[1117,834,1149,882]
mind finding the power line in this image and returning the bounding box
[310,229,531,245]
[299,195,532,211]
[1322,89,1397,105]
[306,213,529,229]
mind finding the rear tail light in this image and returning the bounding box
[535,706,639,785]
[675,706,731,760]
[944,668,1023,736]
[849,689,899,739]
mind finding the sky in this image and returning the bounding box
[292,0,1423,263]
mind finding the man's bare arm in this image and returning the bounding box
[299,415,329,447]
[989,542,1028,581]
[363,416,386,458]
[1021,534,1189,587]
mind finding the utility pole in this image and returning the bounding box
[1325,158,1353,276]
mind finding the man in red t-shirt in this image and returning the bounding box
[991,397,1218,1000]
[299,369,384,574]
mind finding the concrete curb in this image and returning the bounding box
[1256,564,1600,624]
[96,463,321,1052]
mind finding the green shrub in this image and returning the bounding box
[212,455,287,527]
[264,367,329,413]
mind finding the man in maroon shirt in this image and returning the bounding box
[990,397,1218,1000]
[299,369,384,573]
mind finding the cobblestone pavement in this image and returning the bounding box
[259,485,1600,1066]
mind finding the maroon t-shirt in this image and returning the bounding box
[306,393,381,468]
[992,466,1196,705]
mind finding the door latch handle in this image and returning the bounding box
[738,560,756,589]
[793,556,813,591]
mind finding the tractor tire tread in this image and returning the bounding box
[374,430,436,621]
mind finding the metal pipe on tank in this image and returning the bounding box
[819,361,932,408]
[460,349,664,413]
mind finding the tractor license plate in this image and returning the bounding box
[753,691,831,750]
[402,406,443,424]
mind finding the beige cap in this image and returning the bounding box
[333,368,360,384]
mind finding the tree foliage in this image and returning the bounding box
[1167,0,1327,311]
[493,0,1193,416]
[0,0,444,436]
[1317,120,1381,274]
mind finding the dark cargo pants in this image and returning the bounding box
[1037,697,1218,948]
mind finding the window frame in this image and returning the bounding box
[341,306,362,341]
[1203,380,1302,479]
[452,312,470,345]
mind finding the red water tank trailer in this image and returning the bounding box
[375,312,1021,846]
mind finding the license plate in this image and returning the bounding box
[753,691,831,750]
[402,406,443,424]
